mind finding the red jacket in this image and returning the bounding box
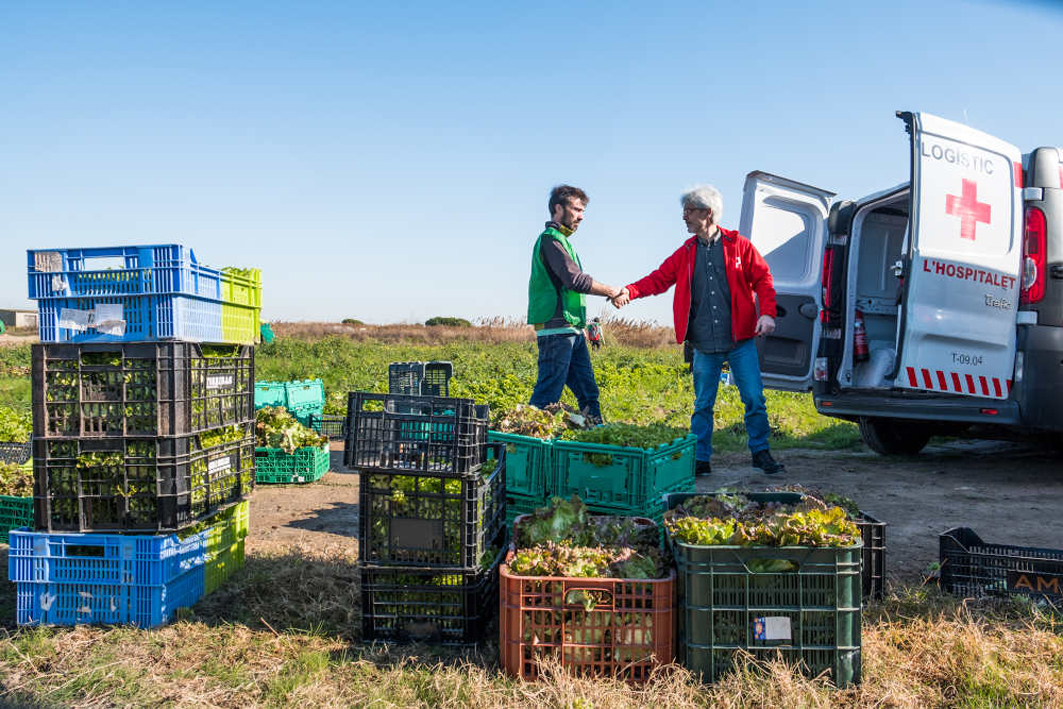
[625,227,777,345]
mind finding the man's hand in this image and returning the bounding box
[610,287,630,309]
[755,315,776,336]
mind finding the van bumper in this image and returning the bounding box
[814,390,1023,426]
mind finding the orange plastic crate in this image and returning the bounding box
[499,548,676,683]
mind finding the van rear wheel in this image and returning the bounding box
[858,417,932,455]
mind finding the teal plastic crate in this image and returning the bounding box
[664,492,862,688]
[254,379,325,425]
[0,495,34,544]
[487,431,552,498]
[552,434,696,509]
[254,444,330,484]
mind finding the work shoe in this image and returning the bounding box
[752,450,785,474]
[695,460,712,476]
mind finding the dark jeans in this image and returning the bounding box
[529,333,601,419]
[691,338,770,462]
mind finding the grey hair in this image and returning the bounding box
[680,184,722,224]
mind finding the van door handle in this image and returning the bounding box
[798,303,818,319]
[1050,265,1063,279]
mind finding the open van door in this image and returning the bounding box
[895,112,1023,400]
[739,171,834,391]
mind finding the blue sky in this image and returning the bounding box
[2,0,1061,327]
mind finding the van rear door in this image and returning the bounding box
[738,171,834,391]
[895,111,1023,400]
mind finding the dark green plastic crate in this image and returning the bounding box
[0,495,34,544]
[487,431,552,498]
[503,493,549,530]
[665,492,862,688]
[254,444,330,484]
[552,434,696,510]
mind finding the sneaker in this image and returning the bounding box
[695,460,712,476]
[751,450,785,474]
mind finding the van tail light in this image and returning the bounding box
[1020,206,1046,305]
[820,247,835,322]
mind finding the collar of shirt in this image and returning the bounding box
[697,227,720,245]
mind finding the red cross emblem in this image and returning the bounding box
[945,179,991,241]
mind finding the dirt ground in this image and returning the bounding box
[249,439,1063,591]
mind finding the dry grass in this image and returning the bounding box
[0,545,1060,708]
[270,318,676,349]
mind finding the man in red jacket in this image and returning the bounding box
[612,185,785,475]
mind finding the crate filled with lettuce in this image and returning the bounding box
[33,424,255,533]
[499,495,676,683]
[492,405,695,518]
[360,442,506,568]
[254,407,330,484]
[32,343,254,440]
[663,491,863,688]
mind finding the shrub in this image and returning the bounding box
[341,318,364,325]
[425,317,472,327]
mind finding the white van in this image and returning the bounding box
[740,111,1062,454]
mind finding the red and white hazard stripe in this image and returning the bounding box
[906,367,1010,398]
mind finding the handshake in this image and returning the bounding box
[608,287,630,309]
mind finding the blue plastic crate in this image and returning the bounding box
[8,527,210,586]
[27,245,222,300]
[35,294,228,344]
[15,566,205,627]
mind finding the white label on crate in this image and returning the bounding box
[51,275,67,292]
[209,456,232,474]
[35,251,62,273]
[33,537,47,554]
[206,374,235,390]
[59,308,91,332]
[753,617,792,641]
[93,304,123,325]
[38,591,56,611]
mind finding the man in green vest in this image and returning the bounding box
[528,185,624,422]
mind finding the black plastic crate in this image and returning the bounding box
[0,441,32,465]
[856,512,885,600]
[360,547,503,645]
[940,527,1063,600]
[359,442,506,568]
[308,413,346,441]
[32,425,255,533]
[388,361,453,397]
[32,342,254,438]
[343,392,488,474]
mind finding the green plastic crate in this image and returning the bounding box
[253,381,286,408]
[487,431,552,498]
[0,495,34,544]
[664,492,862,688]
[204,500,249,557]
[552,434,696,509]
[254,444,330,484]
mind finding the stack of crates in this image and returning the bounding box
[253,379,330,484]
[345,391,506,645]
[10,244,260,627]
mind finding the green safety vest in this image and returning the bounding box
[527,227,586,330]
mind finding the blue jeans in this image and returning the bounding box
[529,333,601,419]
[691,338,770,462]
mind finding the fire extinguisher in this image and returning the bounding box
[853,310,869,362]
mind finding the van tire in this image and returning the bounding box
[858,417,932,455]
